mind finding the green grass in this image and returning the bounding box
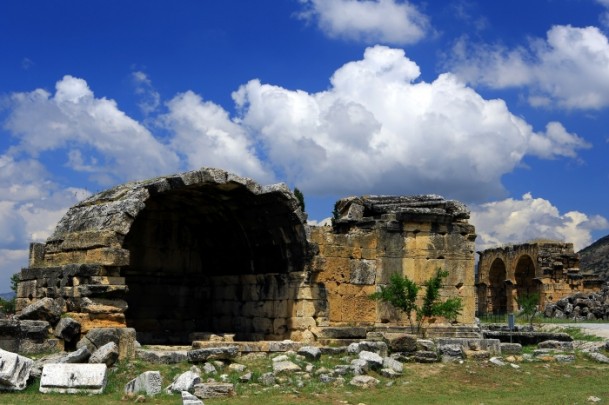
[2,351,609,405]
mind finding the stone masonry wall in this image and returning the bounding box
[310,195,477,329]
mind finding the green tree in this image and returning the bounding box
[370,273,420,333]
[516,291,540,327]
[0,272,19,314]
[294,188,305,212]
[370,269,463,336]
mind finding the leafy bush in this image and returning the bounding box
[371,269,463,336]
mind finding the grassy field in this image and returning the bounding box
[3,348,609,405]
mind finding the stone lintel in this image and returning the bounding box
[39,363,107,394]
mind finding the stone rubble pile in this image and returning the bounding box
[544,284,609,321]
[1,330,609,402]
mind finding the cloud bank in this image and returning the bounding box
[447,25,609,109]
[471,193,609,252]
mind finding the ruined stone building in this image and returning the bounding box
[15,168,477,348]
[476,241,603,315]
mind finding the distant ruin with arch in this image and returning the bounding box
[476,241,603,315]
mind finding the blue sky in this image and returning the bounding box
[1,0,609,292]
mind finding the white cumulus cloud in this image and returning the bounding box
[470,193,609,252]
[234,45,588,199]
[5,75,180,185]
[161,91,275,184]
[446,25,609,109]
[297,0,430,45]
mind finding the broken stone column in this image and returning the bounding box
[0,349,33,391]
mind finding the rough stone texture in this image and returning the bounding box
[16,297,62,325]
[272,360,302,374]
[349,375,380,388]
[187,346,238,363]
[77,327,136,360]
[0,319,61,355]
[384,333,418,353]
[383,357,404,373]
[193,382,235,399]
[358,350,383,370]
[136,349,187,364]
[538,340,574,350]
[477,241,602,315]
[182,390,204,405]
[500,343,523,355]
[414,350,439,363]
[125,370,162,396]
[586,351,609,364]
[166,369,201,393]
[311,195,476,330]
[298,346,321,360]
[543,285,609,321]
[437,338,501,356]
[39,363,107,394]
[89,341,119,366]
[53,317,81,342]
[0,349,33,391]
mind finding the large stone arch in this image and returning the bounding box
[19,168,311,344]
[488,258,507,314]
[513,254,539,308]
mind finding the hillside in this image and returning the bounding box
[579,234,609,280]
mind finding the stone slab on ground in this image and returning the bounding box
[193,382,235,399]
[0,349,33,391]
[124,370,162,396]
[187,346,238,363]
[40,363,107,394]
[136,349,188,364]
[182,390,203,405]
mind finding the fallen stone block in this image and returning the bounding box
[89,341,119,366]
[500,343,522,355]
[77,327,136,360]
[383,357,404,373]
[166,367,201,393]
[187,346,238,363]
[137,349,187,364]
[125,370,162,396]
[182,390,203,405]
[0,349,33,391]
[193,382,235,399]
[272,360,301,374]
[349,375,379,388]
[40,363,107,394]
[298,346,321,360]
[17,297,61,325]
[414,350,438,363]
[53,317,81,342]
[358,350,383,370]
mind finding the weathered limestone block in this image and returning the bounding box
[124,370,162,396]
[39,363,107,394]
[383,333,418,353]
[182,390,204,405]
[0,349,33,391]
[298,346,321,360]
[187,346,238,363]
[350,259,376,285]
[16,297,61,325]
[89,341,119,367]
[77,327,136,360]
[349,375,379,388]
[272,360,301,374]
[358,350,383,370]
[53,317,81,342]
[166,368,201,393]
[193,382,235,399]
[80,297,128,314]
[136,349,188,364]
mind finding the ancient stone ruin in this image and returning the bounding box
[11,167,477,352]
[476,241,604,315]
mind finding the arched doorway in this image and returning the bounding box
[514,255,539,309]
[488,258,507,314]
[121,174,309,344]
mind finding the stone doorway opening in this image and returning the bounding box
[122,180,308,345]
[514,255,539,309]
[488,258,507,314]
